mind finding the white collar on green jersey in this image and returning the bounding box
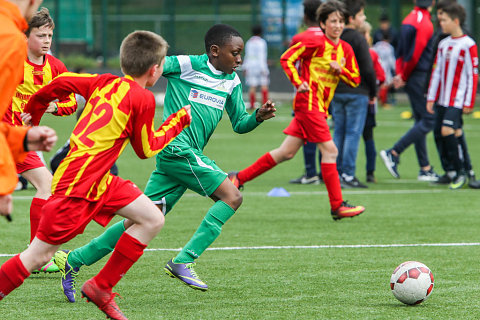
[207,59,223,75]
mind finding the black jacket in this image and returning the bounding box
[335,28,377,99]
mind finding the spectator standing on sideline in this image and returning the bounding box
[0,0,57,217]
[360,22,386,183]
[330,0,377,188]
[243,25,269,109]
[426,2,478,189]
[289,0,325,185]
[372,13,399,49]
[380,0,439,182]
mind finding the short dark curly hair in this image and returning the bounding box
[303,0,322,23]
[204,24,242,54]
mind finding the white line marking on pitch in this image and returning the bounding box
[11,188,472,201]
[2,242,480,257]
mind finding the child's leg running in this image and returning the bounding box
[68,220,126,269]
[0,255,30,301]
[237,152,276,185]
[92,232,146,290]
[321,163,343,210]
[174,201,234,263]
[29,197,46,242]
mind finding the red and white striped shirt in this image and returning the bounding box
[427,34,478,110]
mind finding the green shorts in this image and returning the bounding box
[144,145,227,214]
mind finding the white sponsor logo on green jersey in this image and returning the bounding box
[188,88,226,110]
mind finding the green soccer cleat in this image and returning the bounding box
[54,249,79,303]
[32,256,60,274]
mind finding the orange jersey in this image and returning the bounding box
[25,72,191,200]
[280,35,360,113]
[3,54,77,126]
[0,0,29,195]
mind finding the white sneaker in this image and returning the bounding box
[418,168,440,182]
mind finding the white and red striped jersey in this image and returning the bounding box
[427,34,478,109]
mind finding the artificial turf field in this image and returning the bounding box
[1,97,480,319]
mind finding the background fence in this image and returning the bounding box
[41,0,478,68]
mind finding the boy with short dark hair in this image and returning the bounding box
[426,2,478,189]
[229,0,365,220]
[51,23,276,302]
[2,9,75,265]
[0,30,191,320]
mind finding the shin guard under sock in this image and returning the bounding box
[321,163,343,210]
[68,220,126,269]
[237,152,276,185]
[30,198,46,243]
[174,201,235,263]
[93,232,146,290]
[444,134,463,173]
[0,255,30,301]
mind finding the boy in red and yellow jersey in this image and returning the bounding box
[0,30,191,320]
[2,9,75,269]
[229,0,365,220]
[0,0,57,218]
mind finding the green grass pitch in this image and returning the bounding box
[1,99,480,319]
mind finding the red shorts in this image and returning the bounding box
[16,151,45,174]
[283,111,331,143]
[36,175,143,245]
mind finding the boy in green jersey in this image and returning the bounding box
[53,24,276,300]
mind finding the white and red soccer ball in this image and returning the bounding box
[390,261,434,305]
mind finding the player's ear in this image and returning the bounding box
[149,64,159,77]
[210,44,220,58]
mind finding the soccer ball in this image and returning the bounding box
[390,261,434,305]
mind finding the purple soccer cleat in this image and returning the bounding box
[54,249,80,303]
[164,258,208,291]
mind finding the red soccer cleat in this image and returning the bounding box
[331,201,365,221]
[228,171,243,190]
[81,278,128,320]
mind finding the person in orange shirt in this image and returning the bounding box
[0,0,57,217]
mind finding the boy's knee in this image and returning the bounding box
[225,190,242,210]
[283,151,296,161]
[231,191,243,210]
[151,213,165,232]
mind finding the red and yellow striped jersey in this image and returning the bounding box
[280,35,360,113]
[25,72,191,201]
[2,54,77,126]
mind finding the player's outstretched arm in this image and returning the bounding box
[130,105,191,159]
[256,100,276,122]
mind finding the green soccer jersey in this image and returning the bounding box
[161,54,260,151]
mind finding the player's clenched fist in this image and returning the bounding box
[26,126,57,152]
[256,100,276,122]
